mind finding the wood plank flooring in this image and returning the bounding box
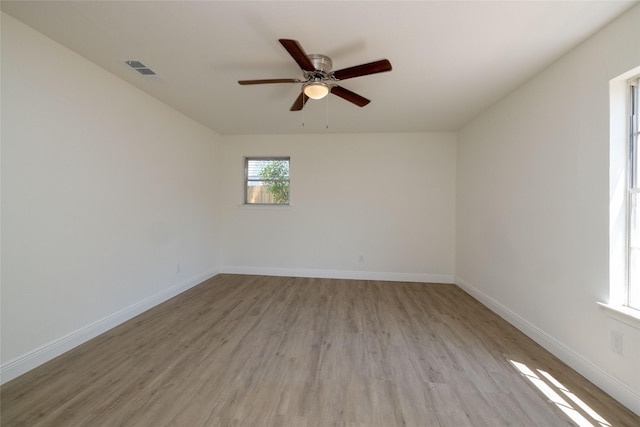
[2,274,639,426]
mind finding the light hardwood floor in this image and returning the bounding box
[2,274,639,426]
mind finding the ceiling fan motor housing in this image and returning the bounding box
[308,54,332,72]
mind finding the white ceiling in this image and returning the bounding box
[2,1,637,135]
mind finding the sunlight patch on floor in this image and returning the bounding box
[508,360,611,427]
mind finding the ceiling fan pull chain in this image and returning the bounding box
[326,94,329,129]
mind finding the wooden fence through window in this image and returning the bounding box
[247,186,277,204]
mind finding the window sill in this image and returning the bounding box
[236,203,293,210]
[597,302,640,330]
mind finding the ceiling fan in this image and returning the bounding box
[238,39,392,111]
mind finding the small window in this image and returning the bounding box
[244,157,290,205]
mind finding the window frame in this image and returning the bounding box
[626,76,640,309]
[243,156,291,206]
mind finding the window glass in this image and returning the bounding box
[244,157,290,205]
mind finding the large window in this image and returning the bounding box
[628,77,640,309]
[244,157,290,205]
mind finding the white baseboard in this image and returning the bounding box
[0,269,219,385]
[455,276,640,417]
[219,265,454,284]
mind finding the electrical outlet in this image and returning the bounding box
[358,254,364,263]
[611,331,624,355]
[176,263,181,273]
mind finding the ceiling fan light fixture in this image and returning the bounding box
[303,82,329,100]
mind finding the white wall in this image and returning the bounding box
[1,13,222,380]
[218,133,456,283]
[456,4,640,414]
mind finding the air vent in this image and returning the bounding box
[124,60,157,77]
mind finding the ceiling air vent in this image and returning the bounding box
[124,60,157,78]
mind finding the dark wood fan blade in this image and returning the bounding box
[279,39,315,71]
[238,78,301,85]
[290,92,309,111]
[330,86,370,107]
[332,59,392,80]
